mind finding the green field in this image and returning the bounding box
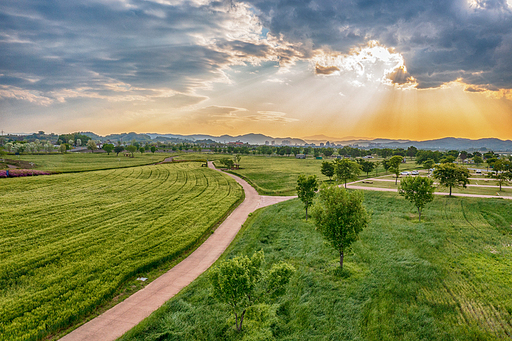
[120,192,512,340]
[0,163,242,340]
[175,154,424,195]
[11,152,172,172]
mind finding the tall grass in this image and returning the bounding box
[120,192,512,341]
[0,163,242,340]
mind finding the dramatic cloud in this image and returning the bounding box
[246,0,512,90]
[1,0,512,139]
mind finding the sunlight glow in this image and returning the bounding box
[312,41,417,88]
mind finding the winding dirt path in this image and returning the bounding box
[60,162,295,341]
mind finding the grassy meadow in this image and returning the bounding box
[0,163,242,341]
[12,152,172,172]
[120,191,512,341]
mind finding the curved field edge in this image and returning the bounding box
[14,153,174,173]
[120,192,512,341]
[55,178,245,340]
[0,163,243,341]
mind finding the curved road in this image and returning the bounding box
[60,162,295,341]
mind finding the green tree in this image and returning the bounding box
[323,148,334,157]
[486,157,498,172]
[423,159,435,170]
[399,176,435,222]
[406,146,418,159]
[126,145,137,157]
[388,155,403,185]
[440,155,456,164]
[473,155,483,166]
[86,140,97,153]
[333,158,361,188]
[234,154,242,169]
[139,147,145,154]
[312,185,370,269]
[220,157,235,169]
[102,143,114,155]
[150,146,156,153]
[296,174,318,221]
[488,159,512,191]
[433,163,470,196]
[373,161,381,177]
[59,144,67,153]
[382,159,391,174]
[357,159,376,177]
[114,145,124,156]
[321,161,335,180]
[209,251,295,332]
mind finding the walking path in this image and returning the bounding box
[346,184,512,200]
[362,177,506,189]
[60,162,295,341]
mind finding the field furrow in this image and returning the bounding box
[0,162,242,341]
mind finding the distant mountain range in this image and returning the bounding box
[77,132,512,151]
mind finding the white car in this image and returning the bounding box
[411,170,419,175]
[400,171,411,176]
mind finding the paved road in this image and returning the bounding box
[362,177,507,189]
[60,162,295,341]
[346,184,512,200]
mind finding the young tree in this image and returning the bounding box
[433,163,470,196]
[473,155,483,166]
[220,157,235,169]
[114,145,124,156]
[321,161,335,180]
[388,155,403,185]
[209,251,295,332]
[312,185,370,269]
[234,154,242,169]
[333,158,361,188]
[139,147,145,154]
[296,174,318,221]
[86,140,97,153]
[487,159,512,191]
[423,159,435,170]
[126,145,137,157]
[102,143,114,155]
[399,176,435,222]
[150,146,156,153]
[382,159,391,174]
[373,161,380,177]
[59,144,67,153]
[357,159,376,177]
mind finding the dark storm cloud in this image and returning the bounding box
[247,0,512,89]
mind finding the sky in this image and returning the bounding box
[1,0,512,141]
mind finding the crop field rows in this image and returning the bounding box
[0,163,242,341]
[15,153,172,173]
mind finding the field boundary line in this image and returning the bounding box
[58,162,292,341]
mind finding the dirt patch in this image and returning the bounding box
[1,158,37,169]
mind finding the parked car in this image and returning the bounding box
[400,171,411,176]
[411,170,419,175]
[476,169,482,174]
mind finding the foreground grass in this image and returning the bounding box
[0,163,242,341]
[13,152,172,172]
[121,192,512,340]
